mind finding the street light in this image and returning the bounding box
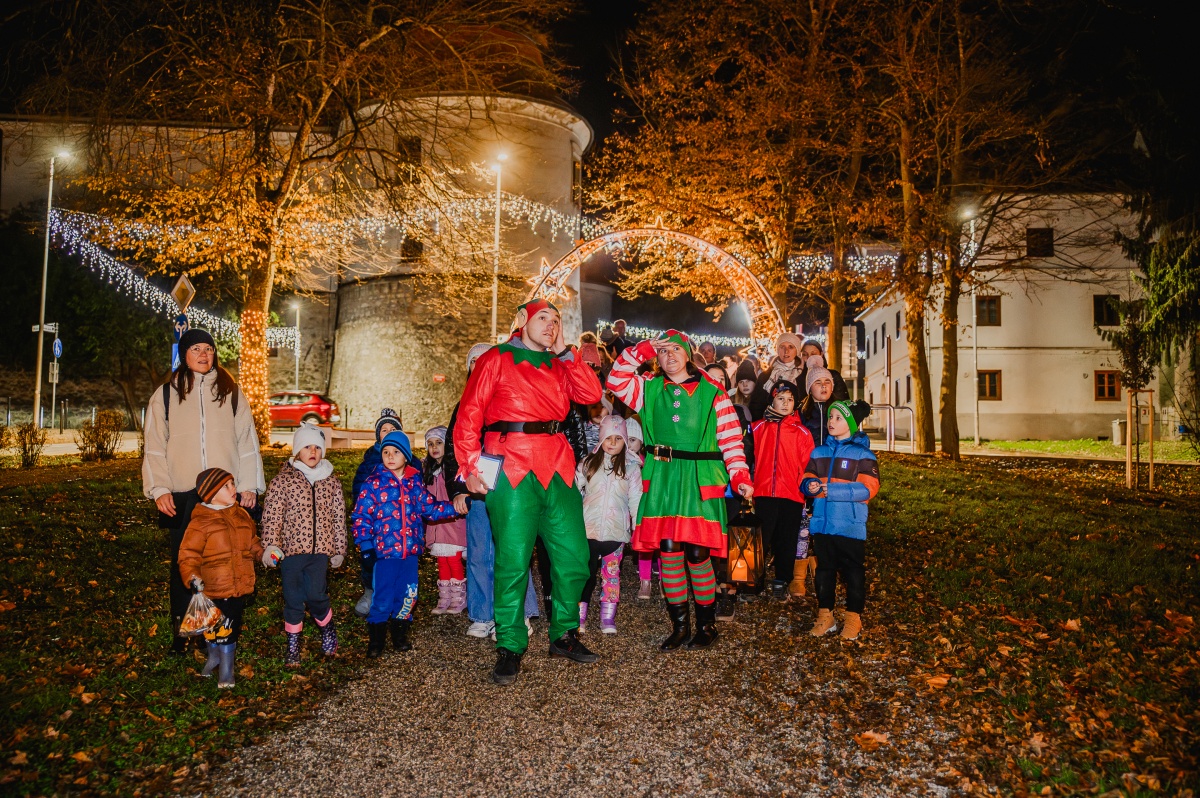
[292,302,301,391]
[33,150,71,427]
[490,152,508,342]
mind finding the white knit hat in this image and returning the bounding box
[625,417,643,441]
[775,332,803,358]
[424,425,448,443]
[293,422,326,456]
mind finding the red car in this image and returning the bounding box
[268,392,341,428]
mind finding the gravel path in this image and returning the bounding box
[211,565,962,797]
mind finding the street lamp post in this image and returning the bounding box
[292,302,301,391]
[34,151,69,427]
[490,153,507,342]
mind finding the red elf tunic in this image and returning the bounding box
[454,340,603,490]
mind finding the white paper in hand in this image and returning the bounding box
[477,454,505,491]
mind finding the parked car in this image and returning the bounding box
[268,392,341,428]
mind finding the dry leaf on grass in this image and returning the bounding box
[0,600,16,612]
[854,731,890,751]
[9,751,28,766]
[71,751,91,763]
[238,664,254,679]
[1028,733,1049,755]
[925,674,951,690]
[1062,618,1081,631]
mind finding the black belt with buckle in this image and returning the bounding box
[484,420,563,435]
[647,445,722,462]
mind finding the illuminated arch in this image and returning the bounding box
[526,227,785,356]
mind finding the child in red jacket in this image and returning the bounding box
[750,381,815,600]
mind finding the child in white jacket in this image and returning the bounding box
[576,415,643,634]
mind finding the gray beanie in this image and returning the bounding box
[467,343,492,371]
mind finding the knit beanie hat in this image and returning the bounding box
[196,468,234,503]
[424,425,447,444]
[580,342,602,367]
[594,414,629,453]
[771,380,801,402]
[292,422,326,455]
[466,343,492,371]
[178,329,217,363]
[380,430,413,463]
[829,400,871,435]
[775,332,803,360]
[802,338,825,355]
[374,408,402,442]
[805,365,834,394]
[734,359,757,383]
[625,417,643,441]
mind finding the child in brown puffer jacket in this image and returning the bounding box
[260,423,347,665]
[178,467,265,688]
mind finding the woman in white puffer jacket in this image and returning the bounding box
[576,414,642,634]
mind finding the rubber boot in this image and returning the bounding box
[200,644,221,677]
[578,602,588,633]
[366,622,388,658]
[599,601,618,634]
[355,589,374,618]
[284,631,302,667]
[431,580,452,615]
[687,602,719,649]
[637,579,653,600]
[216,643,236,689]
[445,579,467,615]
[659,601,691,652]
[389,618,413,652]
[318,620,338,656]
[810,608,837,637]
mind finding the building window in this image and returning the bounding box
[895,311,902,338]
[976,295,1001,326]
[873,329,878,353]
[882,322,887,342]
[978,370,1002,400]
[1095,370,1121,401]
[1026,227,1055,258]
[894,380,901,407]
[905,374,911,404]
[1093,295,1120,327]
[869,391,874,404]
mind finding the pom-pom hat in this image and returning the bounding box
[829,400,871,435]
[594,415,629,453]
[196,468,235,503]
[374,408,402,442]
[292,422,326,455]
[805,366,833,393]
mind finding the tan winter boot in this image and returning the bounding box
[810,608,837,637]
[840,612,863,640]
[788,575,806,597]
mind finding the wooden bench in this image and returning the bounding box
[319,426,416,450]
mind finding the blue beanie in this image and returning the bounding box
[380,430,413,463]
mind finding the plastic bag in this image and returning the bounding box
[178,590,222,636]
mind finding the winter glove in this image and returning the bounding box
[262,546,284,568]
[190,576,205,592]
[329,554,345,569]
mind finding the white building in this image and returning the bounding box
[857,196,1159,442]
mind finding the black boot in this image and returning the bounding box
[688,601,719,649]
[548,629,599,663]
[389,618,413,652]
[366,622,388,658]
[493,648,523,685]
[659,601,691,652]
[715,590,736,621]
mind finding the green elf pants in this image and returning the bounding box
[486,471,590,655]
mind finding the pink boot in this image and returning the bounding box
[432,580,452,614]
[600,601,618,634]
[578,602,588,633]
[445,579,467,614]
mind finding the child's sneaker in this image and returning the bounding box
[637,580,653,600]
[839,612,863,640]
[466,620,494,639]
[355,589,373,618]
[810,608,837,637]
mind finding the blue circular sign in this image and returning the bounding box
[174,314,189,342]
[52,339,63,359]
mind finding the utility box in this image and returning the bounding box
[1112,419,1126,447]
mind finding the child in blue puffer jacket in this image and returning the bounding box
[351,408,404,617]
[352,430,457,657]
[801,400,879,642]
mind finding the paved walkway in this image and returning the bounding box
[211,568,961,797]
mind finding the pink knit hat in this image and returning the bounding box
[594,414,628,452]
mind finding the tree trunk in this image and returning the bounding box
[905,293,936,454]
[939,261,962,460]
[241,234,278,446]
[827,271,846,373]
[114,374,142,432]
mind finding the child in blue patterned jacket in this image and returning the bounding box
[352,430,457,657]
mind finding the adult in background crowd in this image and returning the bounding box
[142,328,265,655]
[697,341,717,367]
[749,332,805,420]
[607,319,634,358]
[796,338,850,403]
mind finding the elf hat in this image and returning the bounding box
[293,422,326,456]
[660,329,693,359]
[424,425,448,444]
[511,298,561,337]
[594,414,628,453]
[196,468,235,503]
[380,430,413,463]
[374,408,402,442]
[829,400,871,435]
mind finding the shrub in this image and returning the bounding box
[16,422,47,468]
[76,410,126,461]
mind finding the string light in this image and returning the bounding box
[237,309,272,445]
[598,320,770,350]
[785,252,900,281]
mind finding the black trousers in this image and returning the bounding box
[580,540,624,603]
[212,596,247,644]
[812,534,866,613]
[756,496,806,582]
[162,490,200,632]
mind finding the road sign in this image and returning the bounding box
[48,362,59,384]
[32,323,59,334]
[52,339,63,359]
[171,275,196,313]
[174,313,189,342]
[432,374,446,383]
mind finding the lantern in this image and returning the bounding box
[727,501,766,592]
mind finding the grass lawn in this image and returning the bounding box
[1,450,1198,795]
[966,438,1199,462]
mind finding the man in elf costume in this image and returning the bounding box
[454,299,604,685]
[607,330,754,651]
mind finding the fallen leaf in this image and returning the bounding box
[147,623,158,638]
[0,600,16,612]
[925,674,951,690]
[854,731,890,751]
[1028,732,1049,755]
[87,580,98,587]
[80,693,99,704]
[9,751,27,766]
[172,765,190,778]
[1164,609,1194,633]
[71,751,91,763]
[996,645,1013,656]
[1062,618,1081,631]
[238,664,254,679]
[125,671,137,680]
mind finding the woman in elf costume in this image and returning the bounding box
[607,330,753,651]
[453,299,604,685]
